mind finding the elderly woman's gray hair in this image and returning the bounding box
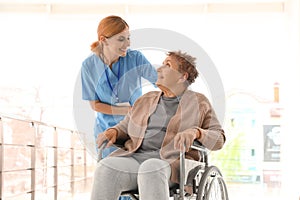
[167,51,198,84]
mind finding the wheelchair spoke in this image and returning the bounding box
[196,166,228,200]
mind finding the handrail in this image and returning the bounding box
[0,113,77,132]
[0,113,95,200]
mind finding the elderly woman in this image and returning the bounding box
[91,51,226,200]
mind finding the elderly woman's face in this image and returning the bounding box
[156,56,184,89]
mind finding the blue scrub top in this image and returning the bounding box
[81,49,157,138]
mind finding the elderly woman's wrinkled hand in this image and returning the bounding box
[96,128,118,148]
[174,129,199,152]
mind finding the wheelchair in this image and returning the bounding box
[98,140,229,200]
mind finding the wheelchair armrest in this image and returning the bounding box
[190,140,208,165]
[97,140,108,162]
[97,139,125,162]
[191,140,206,153]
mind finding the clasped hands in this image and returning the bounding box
[96,128,201,152]
[96,128,118,149]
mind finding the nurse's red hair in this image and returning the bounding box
[90,15,129,52]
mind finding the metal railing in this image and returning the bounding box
[0,114,95,200]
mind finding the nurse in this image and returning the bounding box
[81,15,157,158]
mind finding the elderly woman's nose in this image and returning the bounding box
[157,66,163,72]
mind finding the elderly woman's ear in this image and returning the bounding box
[179,72,188,83]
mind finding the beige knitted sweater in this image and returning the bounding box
[110,90,225,183]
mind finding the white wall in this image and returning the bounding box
[0,2,299,198]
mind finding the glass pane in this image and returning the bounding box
[57,169,73,198]
[35,167,55,190]
[57,190,72,200]
[74,165,84,179]
[37,125,55,147]
[35,189,55,200]
[2,118,35,145]
[73,131,84,150]
[3,145,31,171]
[2,170,31,197]
[74,149,85,165]
[36,147,55,168]
[57,129,72,147]
[4,193,31,200]
[57,148,71,166]
[86,164,96,177]
[57,166,71,185]
[86,151,96,164]
[74,179,91,193]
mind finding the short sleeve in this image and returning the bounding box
[81,61,98,100]
[135,51,157,85]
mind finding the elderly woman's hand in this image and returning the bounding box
[96,128,118,148]
[174,128,201,152]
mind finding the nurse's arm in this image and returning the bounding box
[89,100,130,115]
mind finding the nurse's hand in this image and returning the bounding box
[96,128,118,148]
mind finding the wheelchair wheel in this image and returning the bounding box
[196,166,228,200]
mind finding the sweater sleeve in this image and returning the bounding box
[195,96,226,150]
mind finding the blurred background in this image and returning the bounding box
[0,0,299,199]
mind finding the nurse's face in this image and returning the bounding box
[105,27,130,57]
[156,56,184,90]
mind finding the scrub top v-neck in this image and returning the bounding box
[81,49,157,137]
[104,61,121,103]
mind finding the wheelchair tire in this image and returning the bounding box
[196,166,229,200]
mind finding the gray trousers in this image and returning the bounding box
[90,157,175,200]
